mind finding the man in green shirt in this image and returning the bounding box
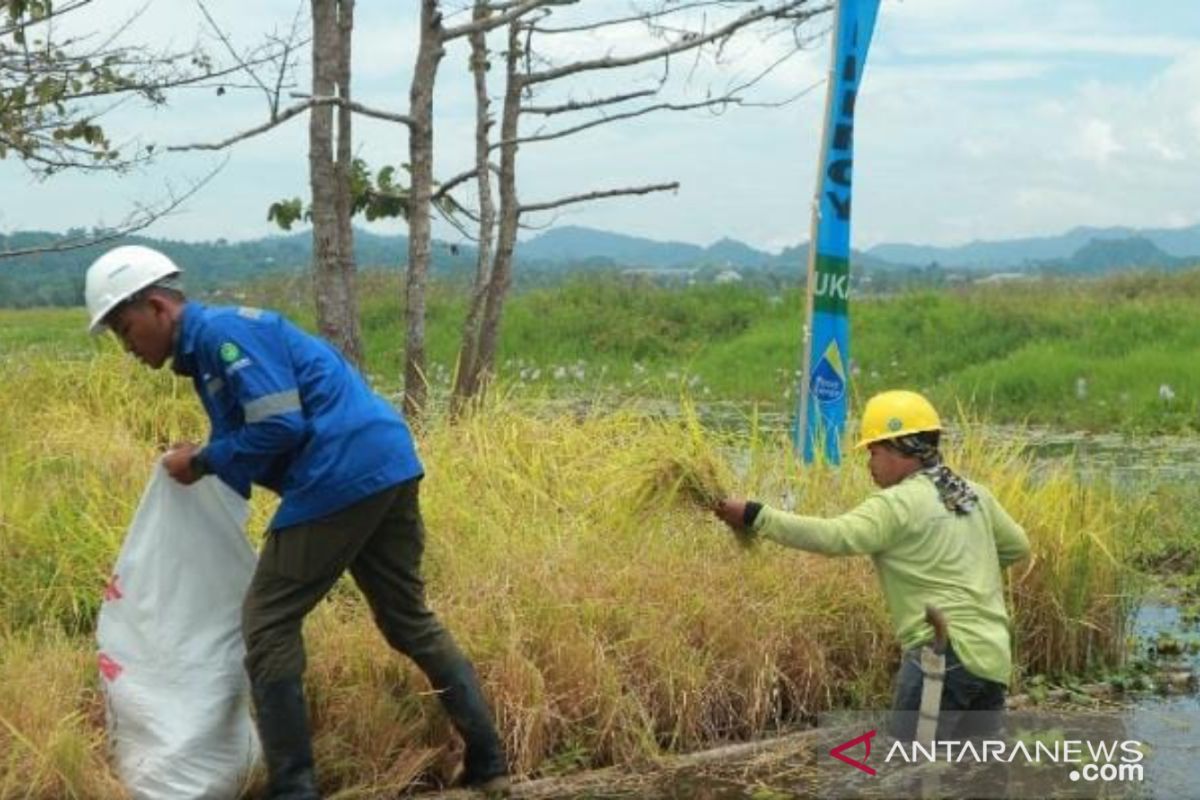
[715,390,1030,739]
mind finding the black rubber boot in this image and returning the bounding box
[251,677,322,800]
[423,651,509,790]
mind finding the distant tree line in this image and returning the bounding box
[0,226,954,309]
[0,229,473,308]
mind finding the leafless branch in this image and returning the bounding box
[527,1,735,35]
[713,38,818,105]
[482,0,550,11]
[524,1,811,86]
[500,95,741,149]
[734,75,824,109]
[521,88,656,116]
[330,97,415,126]
[196,0,272,100]
[0,159,228,259]
[442,0,576,41]
[519,181,679,215]
[268,4,308,117]
[195,0,308,118]
[167,98,313,151]
[168,96,413,152]
[85,0,155,60]
[433,167,479,202]
[430,162,503,202]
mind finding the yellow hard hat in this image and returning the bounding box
[856,390,941,449]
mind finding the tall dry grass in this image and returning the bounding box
[0,349,1143,798]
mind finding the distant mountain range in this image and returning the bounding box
[866,224,1200,270]
[2,222,1199,307]
[515,226,899,273]
[519,223,1200,273]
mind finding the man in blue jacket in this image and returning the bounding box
[85,246,509,797]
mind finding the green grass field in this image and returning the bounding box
[9,268,1200,432]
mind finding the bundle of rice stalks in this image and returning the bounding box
[643,451,732,511]
[635,445,760,549]
[629,397,739,513]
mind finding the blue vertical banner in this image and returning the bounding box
[795,0,881,464]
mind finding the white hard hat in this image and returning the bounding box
[84,245,182,333]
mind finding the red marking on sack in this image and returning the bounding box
[98,653,124,682]
[103,574,123,602]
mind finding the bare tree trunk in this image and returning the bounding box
[309,0,363,366]
[403,0,446,420]
[333,0,364,366]
[308,0,337,340]
[471,22,523,390]
[449,0,497,417]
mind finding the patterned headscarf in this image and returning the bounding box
[887,432,978,516]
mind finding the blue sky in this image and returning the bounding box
[2,0,1198,251]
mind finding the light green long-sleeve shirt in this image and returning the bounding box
[752,473,1030,686]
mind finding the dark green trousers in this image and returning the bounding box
[243,477,455,682]
[242,477,507,781]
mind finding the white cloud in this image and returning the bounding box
[1075,118,1122,164]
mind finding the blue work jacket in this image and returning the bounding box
[172,301,423,530]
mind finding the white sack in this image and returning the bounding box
[97,463,260,799]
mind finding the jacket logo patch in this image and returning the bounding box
[219,342,241,363]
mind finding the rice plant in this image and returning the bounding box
[0,347,1149,798]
